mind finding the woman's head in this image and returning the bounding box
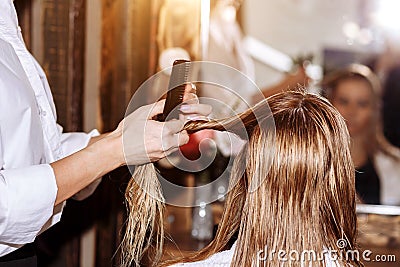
[185,91,359,266]
[253,92,355,228]
[322,64,398,159]
[122,91,360,266]
[322,64,380,138]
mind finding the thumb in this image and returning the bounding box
[163,118,186,135]
[147,99,166,118]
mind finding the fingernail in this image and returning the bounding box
[190,83,197,92]
[180,105,190,112]
[186,115,202,121]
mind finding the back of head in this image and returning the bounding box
[122,91,361,267]
[236,91,358,266]
[173,91,360,266]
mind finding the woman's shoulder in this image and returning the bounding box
[374,151,400,205]
[374,150,400,173]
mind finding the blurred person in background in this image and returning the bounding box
[322,64,400,205]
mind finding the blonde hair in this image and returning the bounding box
[121,90,362,267]
[321,63,400,160]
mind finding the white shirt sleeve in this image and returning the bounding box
[59,126,100,157]
[0,128,102,246]
[0,164,57,244]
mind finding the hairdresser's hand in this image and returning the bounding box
[116,92,211,166]
[114,100,189,165]
[179,83,212,121]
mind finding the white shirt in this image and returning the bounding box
[169,242,344,266]
[0,0,99,257]
[374,151,400,205]
[169,242,235,267]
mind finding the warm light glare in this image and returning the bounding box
[200,0,210,59]
[342,21,360,39]
[373,0,400,31]
[221,5,236,22]
[342,21,374,46]
[243,36,293,73]
[358,28,373,45]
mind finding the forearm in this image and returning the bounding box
[88,133,109,146]
[51,131,123,206]
[51,97,209,206]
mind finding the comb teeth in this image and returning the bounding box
[161,59,191,121]
[168,60,191,90]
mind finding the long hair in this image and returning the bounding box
[121,90,361,266]
[321,64,400,160]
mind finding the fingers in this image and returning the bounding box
[163,118,185,134]
[147,99,166,118]
[184,83,196,96]
[179,103,212,116]
[158,130,189,160]
[140,118,189,162]
[162,119,189,149]
[183,83,198,104]
[183,94,199,105]
[176,130,190,147]
[143,83,210,121]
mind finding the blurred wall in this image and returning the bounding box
[242,0,362,88]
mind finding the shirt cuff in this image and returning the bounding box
[0,164,57,244]
[60,129,100,157]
